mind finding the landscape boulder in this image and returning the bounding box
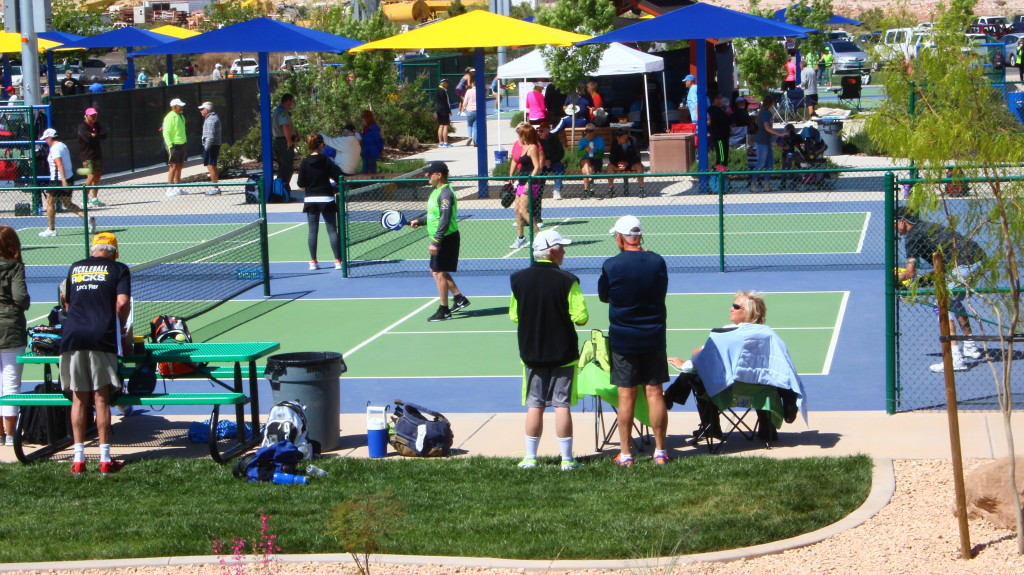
[959,456,1024,530]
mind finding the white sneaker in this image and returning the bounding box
[175,187,187,195]
[3,436,12,446]
[166,187,178,197]
[38,228,57,237]
[553,190,562,200]
[537,221,545,228]
[334,260,342,270]
[510,237,527,249]
[930,361,968,373]
[962,342,983,359]
[309,261,319,271]
[205,187,222,196]
[89,216,97,233]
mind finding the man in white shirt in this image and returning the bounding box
[38,128,94,237]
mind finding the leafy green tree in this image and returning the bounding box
[447,0,467,17]
[51,0,108,38]
[510,2,535,20]
[203,1,269,31]
[854,7,885,32]
[785,0,833,61]
[534,0,614,97]
[733,0,788,98]
[867,0,1024,553]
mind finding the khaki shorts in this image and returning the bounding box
[59,350,121,392]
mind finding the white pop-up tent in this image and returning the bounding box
[497,42,669,143]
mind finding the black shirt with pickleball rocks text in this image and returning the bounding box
[60,256,131,355]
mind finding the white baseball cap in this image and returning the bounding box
[169,98,186,107]
[41,128,57,139]
[532,229,572,251]
[198,101,214,110]
[609,215,643,236]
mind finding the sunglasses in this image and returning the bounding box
[731,303,742,310]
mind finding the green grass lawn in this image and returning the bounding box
[0,455,872,562]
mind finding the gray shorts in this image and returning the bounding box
[524,364,575,408]
[611,350,669,388]
[59,350,121,392]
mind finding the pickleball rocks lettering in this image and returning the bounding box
[69,265,112,288]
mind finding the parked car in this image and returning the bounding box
[1012,15,1024,32]
[61,58,107,82]
[857,31,881,47]
[9,65,22,87]
[229,58,259,75]
[871,27,915,68]
[966,23,1006,40]
[827,30,853,42]
[103,64,128,81]
[965,33,999,60]
[280,55,309,72]
[828,41,869,73]
[975,16,1012,35]
[178,62,196,77]
[1003,33,1024,66]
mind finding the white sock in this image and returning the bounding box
[654,449,667,458]
[73,443,85,463]
[99,444,111,463]
[524,435,540,460]
[557,436,573,461]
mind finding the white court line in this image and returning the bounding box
[821,291,850,376]
[343,298,438,360]
[855,210,871,254]
[501,217,572,259]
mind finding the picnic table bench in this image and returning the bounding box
[6,341,280,465]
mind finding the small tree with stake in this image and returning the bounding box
[868,0,1024,556]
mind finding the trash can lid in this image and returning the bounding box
[266,351,344,369]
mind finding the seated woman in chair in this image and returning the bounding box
[668,290,801,444]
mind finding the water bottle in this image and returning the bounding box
[305,465,328,478]
[272,472,307,485]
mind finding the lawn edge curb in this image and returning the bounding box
[0,457,894,572]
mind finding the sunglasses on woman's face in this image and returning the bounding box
[731,303,742,310]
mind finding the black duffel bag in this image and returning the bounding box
[389,399,454,457]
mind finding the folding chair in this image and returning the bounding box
[837,76,862,110]
[696,383,783,454]
[576,330,651,453]
[784,88,806,122]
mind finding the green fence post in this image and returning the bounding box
[339,178,349,278]
[258,177,271,296]
[29,107,39,215]
[884,171,896,414]
[718,177,726,273]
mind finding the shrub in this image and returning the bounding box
[395,135,419,151]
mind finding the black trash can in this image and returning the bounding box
[264,352,346,452]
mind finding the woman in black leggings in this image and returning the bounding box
[296,133,344,270]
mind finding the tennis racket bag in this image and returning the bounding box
[389,399,454,457]
[261,400,315,460]
[149,315,203,377]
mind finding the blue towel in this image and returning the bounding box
[188,419,254,443]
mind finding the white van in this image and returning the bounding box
[871,27,915,67]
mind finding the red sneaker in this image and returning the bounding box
[99,461,123,475]
[70,461,86,475]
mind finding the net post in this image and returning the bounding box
[339,178,349,278]
[258,177,270,296]
[884,171,896,414]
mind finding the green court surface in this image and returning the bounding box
[344,212,870,263]
[20,291,846,382]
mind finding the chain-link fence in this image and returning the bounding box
[886,169,1024,413]
[2,180,270,322]
[339,166,901,278]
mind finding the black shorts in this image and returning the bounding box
[302,200,338,215]
[805,94,818,106]
[45,174,76,198]
[429,231,460,273]
[202,145,220,167]
[436,112,451,126]
[168,143,187,164]
[611,350,669,388]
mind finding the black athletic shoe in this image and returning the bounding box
[427,306,452,322]
[451,295,471,312]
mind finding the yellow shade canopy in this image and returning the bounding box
[350,10,590,52]
[150,25,201,39]
[0,32,61,54]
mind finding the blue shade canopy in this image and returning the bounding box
[578,3,817,44]
[773,6,862,27]
[38,31,86,44]
[57,27,177,49]
[130,18,362,56]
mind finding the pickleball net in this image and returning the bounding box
[129,220,267,324]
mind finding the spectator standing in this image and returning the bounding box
[38,128,93,237]
[822,47,834,87]
[752,94,785,192]
[707,93,732,167]
[4,85,16,104]
[77,108,107,208]
[60,232,130,475]
[359,109,384,174]
[782,56,797,90]
[161,71,179,86]
[163,98,187,196]
[272,93,297,186]
[683,74,699,119]
[598,215,670,467]
[119,72,130,91]
[510,229,589,470]
[199,102,222,195]
[297,133,344,271]
[0,226,29,447]
[458,77,478,147]
[543,81,566,127]
[454,67,473,99]
[408,162,471,322]
[435,78,452,147]
[321,124,362,176]
[60,71,78,97]
[136,68,149,85]
[526,82,546,126]
[536,121,565,200]
[211,63,223,81]
[799,60,818,118]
